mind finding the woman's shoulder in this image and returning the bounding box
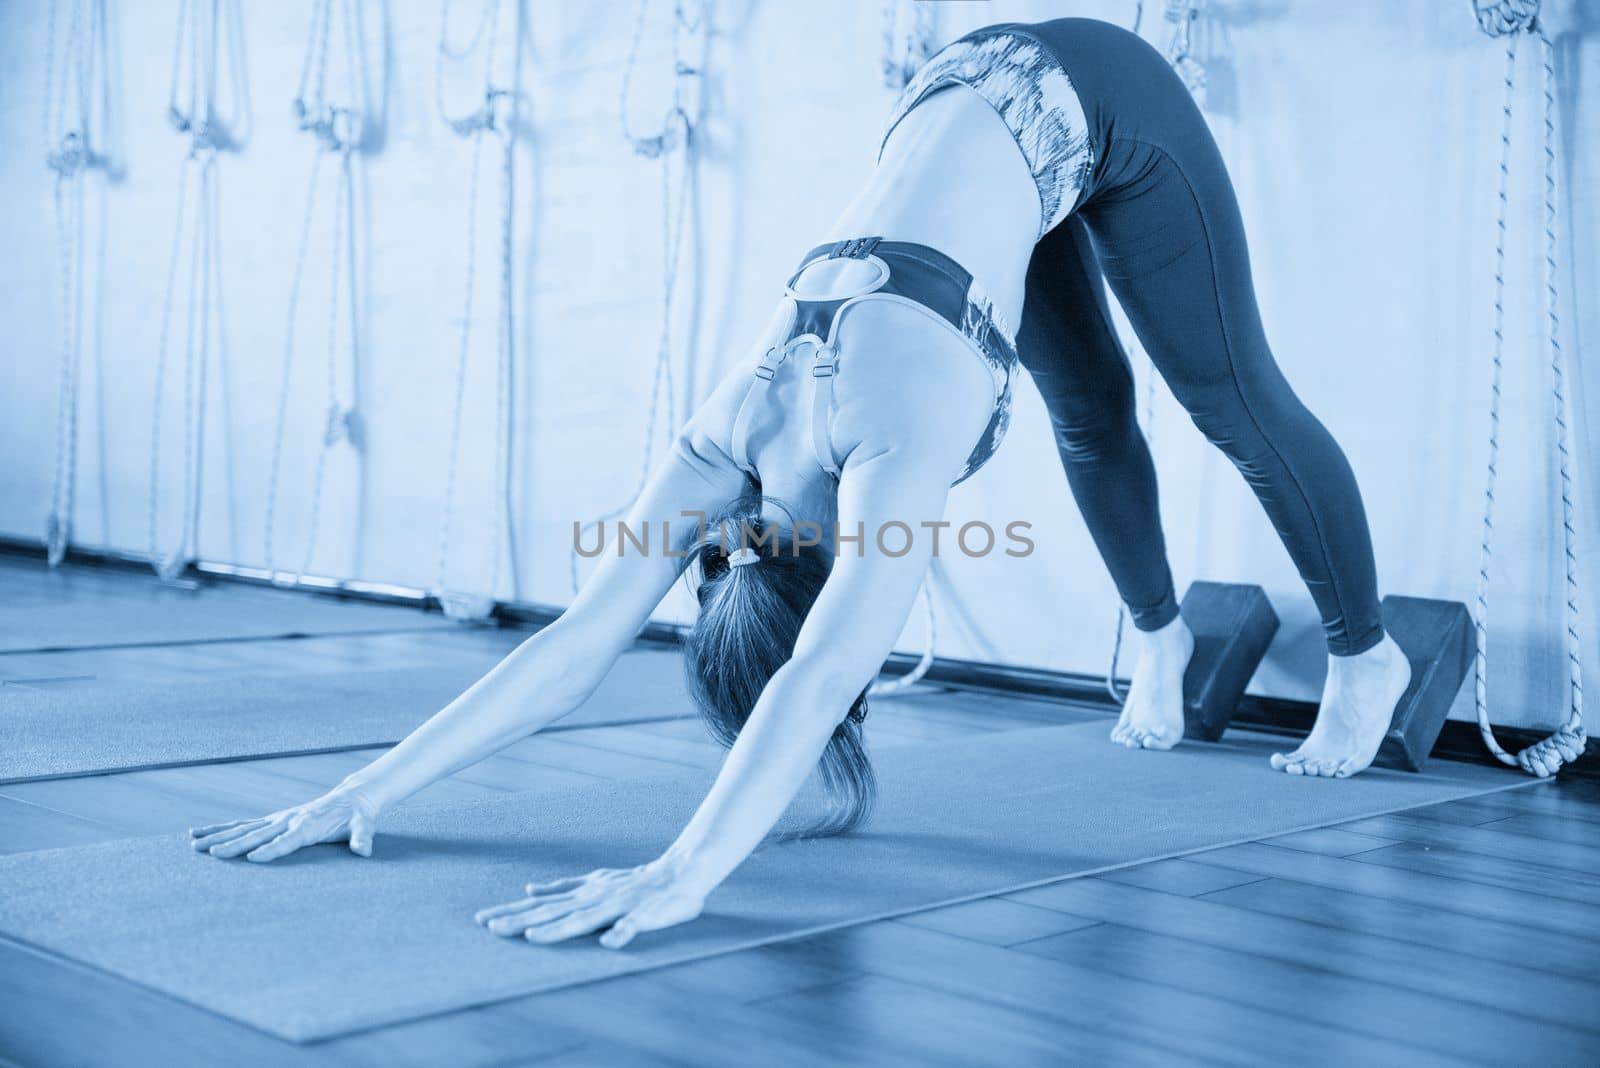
[829,296,996,474]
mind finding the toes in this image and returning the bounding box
[1270,752,1295,771]
[1140,730,1179,751]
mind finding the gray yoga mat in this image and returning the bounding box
[0,561,448,653]
[0,648,694,782]
[0,721,1525,1042]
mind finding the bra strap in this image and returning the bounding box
[730,344,789,479]
[810,340,841,478]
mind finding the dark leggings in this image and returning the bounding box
[1012,18,1383,656]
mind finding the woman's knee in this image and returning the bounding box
[1035,369,1141,464]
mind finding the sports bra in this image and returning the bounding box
[728,236,1019,488]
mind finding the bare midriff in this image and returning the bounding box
[828,82,1041,330]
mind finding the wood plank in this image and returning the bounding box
[1,775,260,836]
[1257,827,1398,857]
[134,762,327,812]
[0,937,332,1067]
[892,896,1101,946]
[550,725,722,770]
[1204,876,1600,982]
[529,1039,696,1067]
[626,718,713,743]
[498,971,910,1067]
[0,794,126,854]
[1199,841,1600,936]
[1014,921,1571,1066]
[446,753,606,794]
[245,749,390,790]
[1378,796,1528,827]
[1007,875,1600,1030]
[312,1000,589,1068]
[1341,841,1600,910]
[1096,857,1269,896]
[500,735,697,782]
[643,943,866,1004]
[1471,780,1600,823]
[789,919,1441,1067]
[1483,810,1600,847]
[757,972,1154,1068]
[1338,812,1600,876]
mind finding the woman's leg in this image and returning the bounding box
[1078,124,1409,776]
[1017,216,1195,750]
[1018,216,1177,631]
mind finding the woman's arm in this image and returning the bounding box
[191,414,751,862]
[473,442,957,946]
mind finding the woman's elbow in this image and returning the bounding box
[776,654,873,727]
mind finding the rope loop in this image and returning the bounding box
[1514,723,1587,778]
[1472,18,1586,776]
[1472,0,1540,37]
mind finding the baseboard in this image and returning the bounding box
[5,536,1592,780]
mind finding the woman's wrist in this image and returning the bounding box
[654,841,725,900]
[333,772,393,815]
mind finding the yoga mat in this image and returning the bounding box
[0,561,447,653]
[0,648,693,783]
[0,722,1525,1042]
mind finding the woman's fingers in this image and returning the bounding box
[523,902,627,945]
[190,817,267,839]
[245,822,315,863]
[204,819,286,858]
[599,893,705,950]
[474,897,540,925]
[475,891,581,927]
[190,818,272,851]
[483,897,590,936]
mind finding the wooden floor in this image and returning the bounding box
[2,619,1598,1066]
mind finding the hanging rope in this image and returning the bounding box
[432,0,518,622]
[1472,4,1586,776]
[1163,0,1206,106]
[43,0,110,567]
[879,0,937,89]
[148,0,241,583]
[866,564,939,697]
[263,0,366,586]
[568,0,705,594]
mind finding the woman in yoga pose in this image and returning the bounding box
[192,18,1413,947]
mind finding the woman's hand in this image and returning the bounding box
[188,784,381,863]
[473,858,707,949]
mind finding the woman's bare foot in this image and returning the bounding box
[1110,614,1194,750]
[1271,632,1412,778]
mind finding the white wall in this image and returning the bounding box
[1,1,1594,733]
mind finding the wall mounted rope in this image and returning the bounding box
[43,0,120,568]
[148,0,245,583]
[880,0,937,90]
[568,0,706,595]
[1162,0,1206,107]
[1471,1,1586,776]
[263,0,368,588]
[432,0,520,623]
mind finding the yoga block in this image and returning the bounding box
[1179,582,1280,743]
[1372,595,1473,772]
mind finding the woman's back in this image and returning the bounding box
[833,82,1040,330]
